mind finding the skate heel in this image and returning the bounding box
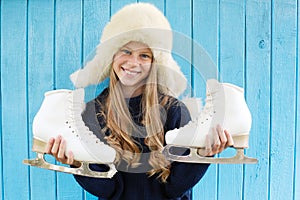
[232,134,249,148]
[32,138,47,153]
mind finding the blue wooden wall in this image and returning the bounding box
[0,0,299,199]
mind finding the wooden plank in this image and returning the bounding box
[82,0,110,199]
[111,0,137,14]
[244,0,271,199]
[55,0,84,199]
[295,1,300,199]
[217,0,245,199]
[82,0,110,103]
[192,0,219,98]
[166,0,192,97]
[192,0,219,199]
[27,0,57,200]
[0,0,29,199]
[269,0,297,200]
[0,2,3,199]
[139,0,164,11]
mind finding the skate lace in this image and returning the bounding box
[66,95,104,145]
[196,92,216,124]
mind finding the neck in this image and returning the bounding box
[121,85,145,98]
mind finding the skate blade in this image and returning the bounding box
[162,145,258,164]
[23,153,117,178]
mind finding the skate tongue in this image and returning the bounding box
[206,79,220,94]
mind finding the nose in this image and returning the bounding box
[126,54,140,67]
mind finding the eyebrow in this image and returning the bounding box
[121,46,152,54]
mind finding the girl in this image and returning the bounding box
[46,3,233,200]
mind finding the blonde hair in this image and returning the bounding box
[102,62,171,182]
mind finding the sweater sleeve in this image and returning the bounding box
[163,100,210,198]
[164,162,209,198]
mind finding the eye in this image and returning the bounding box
[120,49,131,55]
[140,53,152,60]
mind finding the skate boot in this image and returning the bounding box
[163,79,258,164]
[23,89,117,178]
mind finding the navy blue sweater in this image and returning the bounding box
[74,89,210,200]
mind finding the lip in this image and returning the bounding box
[121,66,140,75]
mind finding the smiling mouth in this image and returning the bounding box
[121,67,140,75]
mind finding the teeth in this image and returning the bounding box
[124,69,138,75]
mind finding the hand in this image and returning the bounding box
[198,124,234,156]
[45,135,80,167]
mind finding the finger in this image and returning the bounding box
[207,128,220,156]
[212,127,221,152]
[216,125,227,152]
[198,134,211,156]
[224,130,234,147]
[205,134,212,155]
[217,125,227,145]
[51,135,61,156]
[66,151,75,165]
[57,138,66,160]
[45,137,55,154]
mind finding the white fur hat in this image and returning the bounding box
[70,2,187,97]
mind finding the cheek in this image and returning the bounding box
[112,54,124,68]
[145,67,151,75]
[112,57,122,71]
[111,62,121,80]
[111,62,117,73]
[143,63,152,74]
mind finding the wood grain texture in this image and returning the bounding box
[27,0,56,200]
[166,0,192,97]
[295,1,300,199]
[55,0,84,199]
[269,0,297,200]
[217,0,245,199]
[1,1,29,200]
[192,1,219,199]
[0,0,299,199]
[244,0,272,200]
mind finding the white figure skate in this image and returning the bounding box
[163,79,258,164]
[23,89,117,178]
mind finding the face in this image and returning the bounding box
[112,41,153,96]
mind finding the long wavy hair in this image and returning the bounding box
[101,61,171,182]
